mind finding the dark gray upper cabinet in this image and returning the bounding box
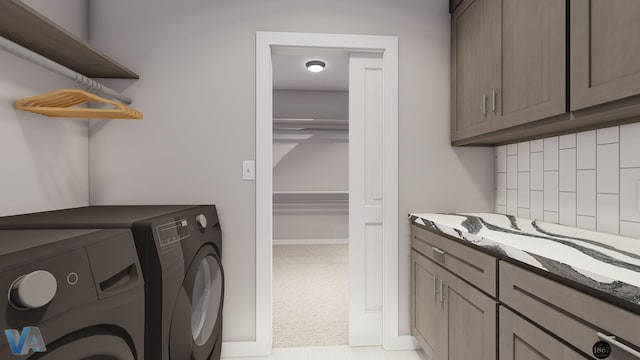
[491,0,566,130]
[450,0,464,13]
[570,0,640,110]
[451,0,494,142]
[451,0,640,146]
[451,0,566,143]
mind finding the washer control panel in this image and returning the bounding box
[156,218,191,252]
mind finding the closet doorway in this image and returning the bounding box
[271,46,350,348]
[253,32,403,356]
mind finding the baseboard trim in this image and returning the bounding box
[383,335,419,350]
[221,341,271,358]
[221,336,418,357]
[273,238,348,245]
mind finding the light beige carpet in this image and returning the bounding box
[272,244,349,348]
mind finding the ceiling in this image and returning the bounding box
[272,46,349,91]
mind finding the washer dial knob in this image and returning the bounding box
[196,214,208,230]
[9,270,57,310]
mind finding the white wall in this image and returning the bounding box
[273,90,348,119]
[0,0,89,217]
[496,123,640,239]
[88,0,495,342]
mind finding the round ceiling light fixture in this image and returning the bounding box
[305,60,326,73]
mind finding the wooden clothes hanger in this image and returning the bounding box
[14,88,143,119]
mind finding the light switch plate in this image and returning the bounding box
[243,160,255,181]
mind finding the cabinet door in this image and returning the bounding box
[451,0,493,142]
[411,250,446,360]
[441,266,497,360]
[499,306,587,360]
[492,0,566,128]
[571,0,640,110]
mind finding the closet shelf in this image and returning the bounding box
[273,191,348,203]
[0,0,138,79]
[15,89,143,119]
[273,118,348,132]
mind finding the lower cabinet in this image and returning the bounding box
[412,250,446,359]
[411,250,497,360]
[499,306,586,360]
[411,225,640,360]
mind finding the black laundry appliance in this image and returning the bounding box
[0,205,224,360]
[0,228,145,359]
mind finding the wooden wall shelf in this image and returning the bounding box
[0,0,139,79]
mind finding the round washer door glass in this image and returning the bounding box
[191,255,223,346]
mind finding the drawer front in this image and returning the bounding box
[411,224,497,296]
[499,306,586,360]
[500,261,640,359]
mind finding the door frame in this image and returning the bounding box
[223,31,405,357]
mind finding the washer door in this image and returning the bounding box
[27,334,135,360]
[169,246,223,360]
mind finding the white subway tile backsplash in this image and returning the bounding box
[620,221,640,239]
[559,148,576,192]
[544,137,559,170]
[518,173,530,208]
[518,142,530,171]
[507,190,518,216]
[530,152,544,190]
[530,191,544,220]
[597,143,619,194]
[496,146,507,173]
[577,170,596,216]
[530,139,544,152]
[620,168,640,222]
[620,123,640,168]
[507,155,518,189]
[496,173,507,206]
[544,171,559,211]
[559,134,576,149]
[597,194,619,234]
[494,124,639,239]
[559,192,577,226]
[597,127,619,144]
[576,215,596,230]
[544,211,559,223]
[577,130,596,170]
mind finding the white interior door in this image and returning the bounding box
[349,53,384,346]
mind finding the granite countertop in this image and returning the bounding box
[409,213,640,314]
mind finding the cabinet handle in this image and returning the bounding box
[482,94,487,115]
[597,332,640,359]
[439,279,445,303]
[492,90,497,113]
[432,247,447,256]
[433,274,438,298]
